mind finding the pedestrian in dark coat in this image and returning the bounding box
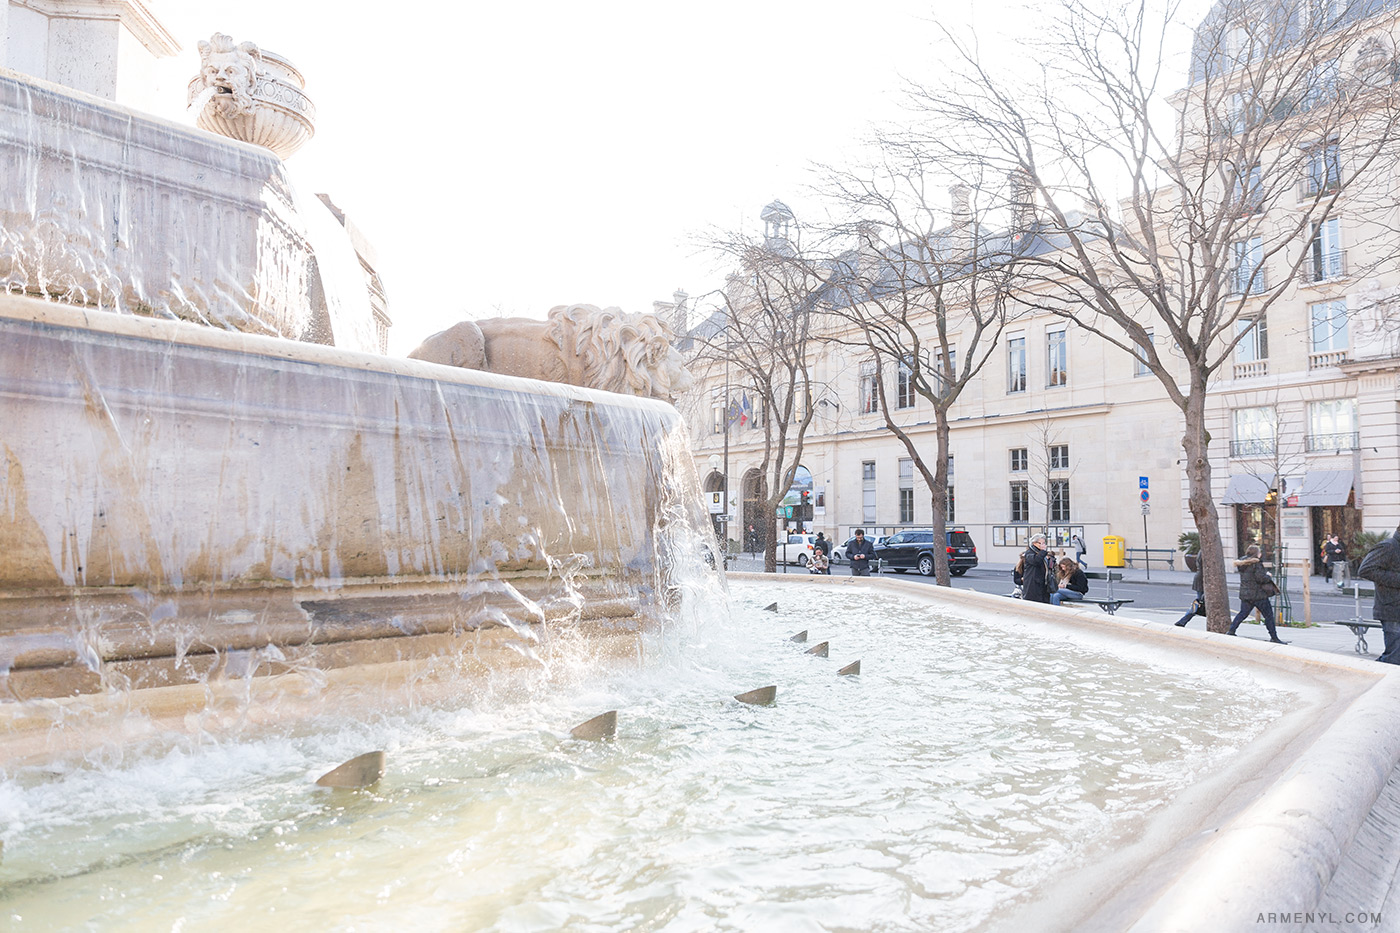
[1322,535,1346,582]
[1227,545,1287,643]
[1020,535,1054,603]
[1357,527,1400,664]
[1174,568,1206,627]
[847,529,877,577]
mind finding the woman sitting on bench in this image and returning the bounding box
[1050,558,1090,606]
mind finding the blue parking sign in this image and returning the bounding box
[1139,476,1149,489]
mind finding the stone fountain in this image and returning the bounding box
[0,21,711,761]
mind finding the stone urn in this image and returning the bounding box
[187,33,316,159]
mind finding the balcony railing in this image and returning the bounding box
[1306,431,1359,452]
[1298,176,1341,200]
[1299,250,1348,284]
[1227,265,1270,296]
[1232,359,1269,379]
[1231,437,1277,457]
[1309,349,1349,369]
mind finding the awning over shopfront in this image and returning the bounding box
[1296,471,1355,506]
[1221,473,1274,504]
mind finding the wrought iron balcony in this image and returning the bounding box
[1299,250,1347,284]
[1230,437,1276,457]
[1227,265,1269,296]
[1305,431,1359,452]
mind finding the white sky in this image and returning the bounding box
[136,0,1210,354]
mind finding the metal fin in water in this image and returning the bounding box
[763,602,779,612]
[805,641,829,658]
[315,751,386,789]
[570,710,618,740]
[838,660,861,676]
[734,685,777,705]
[789,630,808,642]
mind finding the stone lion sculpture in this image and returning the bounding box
[409,304,693,404]
[190,33,262,116]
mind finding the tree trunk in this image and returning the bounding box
[764,512,778,573]
[930,411,952,586]
[1182,387,1231,633]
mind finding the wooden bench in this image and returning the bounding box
[1125,548,1176,570]
[1333,620,1384,655]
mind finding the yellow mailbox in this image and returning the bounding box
[1103,535,1126,568]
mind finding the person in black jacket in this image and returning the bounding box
[847,529,877,577]
[1357,526,1400,664]
[1049,557,1090,606]
[1227,545,1287,643]
[1020,535,1054,603]
[1174,566,1206,627]
[1322,534,1346,582]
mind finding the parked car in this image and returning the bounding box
[774,532,816,566]
[874,528,979,576]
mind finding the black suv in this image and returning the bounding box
[875,528,979,576]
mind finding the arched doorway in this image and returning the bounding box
[742,469,767,554]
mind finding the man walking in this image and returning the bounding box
[1357,526,1400,664]
[847,529,877,577]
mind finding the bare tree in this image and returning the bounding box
[688,211,828,572]
[901,0,1400,630]
[812,161,1019,584]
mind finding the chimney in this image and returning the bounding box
[1009,170,1036,232]
[949,185,971,226]
[670,289,689,335]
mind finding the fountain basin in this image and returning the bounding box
[2,575,1396,931]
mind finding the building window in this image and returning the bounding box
[1310,299,1349,367]
[1304,139,1341,195]
[1307,398,1359,451]
[896,356,916,409]
[711,406,724,435]
[1230,236,1265,294]
[1007,336,1027,393]
[862,460,876,523]
[1134,329,1154,376]
[898,458,915,523]
[860,361,880,414]
[1010,448,1028,472]
[932,347,957,397]
[1234,163,1263,214]
[1049,479,1070,522]
[1305,218,1344,281]
[946,454,955,523]
[946,486,956,523]
[1047,328,1068,387]
[1231,406,1276,457]
[1234,315,1268,378]
[1010,481,1029,523]
[1049,444,1069,470]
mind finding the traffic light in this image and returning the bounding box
[800,490,810,506]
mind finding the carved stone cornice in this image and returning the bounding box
[13,0,180,56]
